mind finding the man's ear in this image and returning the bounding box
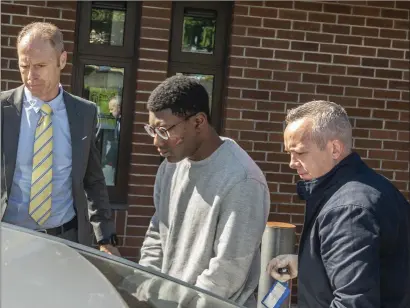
[331,140,344,160]
[59,51,67,70]
[194,112,207,129]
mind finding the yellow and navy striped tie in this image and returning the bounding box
[29,104,53,225]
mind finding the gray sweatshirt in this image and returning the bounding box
[139,138,270,307]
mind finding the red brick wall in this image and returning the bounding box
[1,0,409,303]
[0,1,77,91]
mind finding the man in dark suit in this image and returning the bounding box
[1,22,120,256]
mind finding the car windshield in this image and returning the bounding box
[1,223,243,308]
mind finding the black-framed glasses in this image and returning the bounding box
[144,113,196,140]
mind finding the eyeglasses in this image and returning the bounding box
[144,114,196,140]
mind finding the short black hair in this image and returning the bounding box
[147,75,211,122]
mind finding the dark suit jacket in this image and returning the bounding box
[1,85,115,246]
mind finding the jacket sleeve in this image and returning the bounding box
[195,178,270,299]
[139,162,165,272]
[83,105,115,242]
[319,205,381,308]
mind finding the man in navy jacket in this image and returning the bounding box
[268,100,410,307]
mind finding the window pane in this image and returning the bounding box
[83,65,124,186]
[182,9,216,55]
[176,73,214,112]
[89,3,126,46]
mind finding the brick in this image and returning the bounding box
[228,67,243,77]
[1,25,21,37]
[380,29,407,40]
[353,128,369,138]
[293,21,320,32]
[249,7,278,18]
[228,78,257,89]
[1,47,17,59]
[143,7,171,19]
[230,57,257,68]
[323,24,350,35]
[228,5,246,16]
[138,59,167,71]
[258,80,286,91]
[374,90,401,100]
[369,150,396,160]
[365,37,391,48]
[384,141,409,151]
[242,89,269,100]
[384,121,409,131]
[44,19,75,31]
[139,49,168,61]
[381,8,409,20]
[367,1,395,8]
[345,107,371,118]
[396,171,410,181]
[262,39,289,49]
[320,43,348,54]
[318,64,346,75]
[355,139,382,149]
[226,99,256,110]
[265,1,293,9]
[29,6,60,18]
[232,25,246,36]
[62,9,77,20]
[334,55,360,65]
[332,76,359,87]
[240,131,268,142]
[324,3,351,14]
[353,6,380,17]
[351,26,379,37]
[141,28,169,40]
[254,142,282,152]
[345,87,373,98]
[269,91,299,102]
[389,80,409,90]
[1,3,27,14]
[336,35,363,45]
[264,18,291,29]
[140,38,168,50]
[367,17,394,28]
[256,121,283,131]
[349,46,376,57]
[317,85,344,95]
[244,68,272,79]
[231,46,245,56]
[256,102,285,111]
[232,36,261,47]
[306,32,333,43]
[392,40,408,50]
[295,1,323,12]
[375,69,402,80]
[337,14,365,26]
[377,48,404,59]
[275,50,303,61]
[247,27,276,38]
[225,109,241,118]
[288,62,317,73]
[279,9,307,21]
[234,15,261,27]
[400,112,409,122]
[308,12,336,23]
[360,78,387,89]
[373,109,400,120]
[274,71,301,82]
[227,88,241,98]
[245,47,273,58]
[225,120,254,130]
[348,67,375,77]
[291,41,318,52]
[395,1,410,9]
[277,29,305,40]
[304,52,331,63]
[288,83,315,93]
[394,19,409,30]
[259,59,287,70]
[333,97,360,108]
[46,1,76,9]
[361,57,389,68]
[382,161,409,170]
[303,73,330,84]
[141,17,170,29]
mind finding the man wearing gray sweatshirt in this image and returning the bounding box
[139,75,270,307]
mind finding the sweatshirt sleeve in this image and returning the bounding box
[139,163,165,272]
[195,178,270,299]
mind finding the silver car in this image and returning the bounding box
[1,222,244,308]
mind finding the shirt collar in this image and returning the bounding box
[23,85,64,113]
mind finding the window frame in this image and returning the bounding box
[168,2,232,133]
[72,2,140,207]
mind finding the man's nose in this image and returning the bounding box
[289,155,299,169]
[153,133,164,148]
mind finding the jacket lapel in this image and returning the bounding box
[63,91,83,183]
[3,85,24,196]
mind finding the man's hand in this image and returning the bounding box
[266,254,298,282]
[100,244,121,257]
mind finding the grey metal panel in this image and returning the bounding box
[0,223,128,308]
